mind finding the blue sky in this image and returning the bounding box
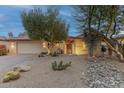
[0,5,78,37]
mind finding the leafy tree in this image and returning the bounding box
[73,5,124,61]
[21,8,69,55]
[8,32,14,38]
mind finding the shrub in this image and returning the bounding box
[52,61,71,71]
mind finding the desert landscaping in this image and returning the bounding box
[0,54,87,88]
[0,54,123,88]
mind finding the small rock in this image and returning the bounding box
[14,65,31,72]
[3,75,10,82]
[81,62,124,88]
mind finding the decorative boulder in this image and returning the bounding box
[3,75,10,82]
[13,65,31,72]
[3,71,20,83]
[38,52,47,57]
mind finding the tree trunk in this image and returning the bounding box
[47,48,51,55]
[47,42,55,55]
[95,41,101,57]
[108,47,112,58]
[88,45,94,57]
[47,47,53,55]
[103,39,124,62]
[88,41,101,58]
[90,30,124,62]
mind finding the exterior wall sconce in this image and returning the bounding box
[10,42,15,48]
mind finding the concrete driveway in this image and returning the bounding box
[0,55,37,72]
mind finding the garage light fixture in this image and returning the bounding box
[10,42,15,48]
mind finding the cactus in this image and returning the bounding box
[52,61,57,70]
[52,61,72,71]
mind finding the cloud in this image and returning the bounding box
[8,5,34,10]
[60,11,71,17]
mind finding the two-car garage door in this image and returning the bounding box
[17,41,43,54]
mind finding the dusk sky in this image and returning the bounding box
[0,5,78,37]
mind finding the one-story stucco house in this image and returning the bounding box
[0,35,88,55]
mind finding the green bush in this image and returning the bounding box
[52,61,71,71]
